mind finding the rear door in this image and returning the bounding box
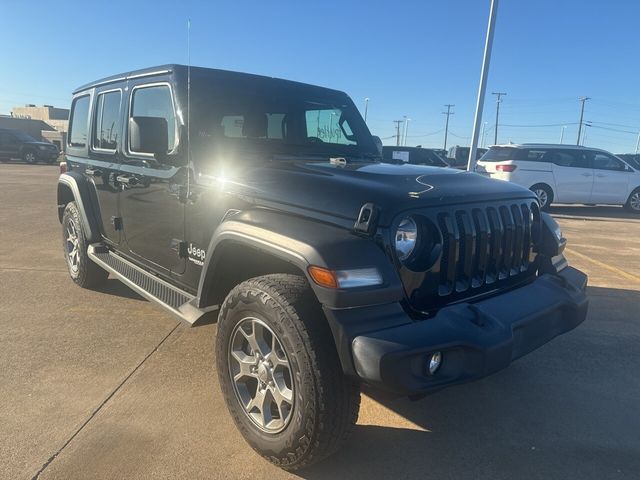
[119,80,187,275]
[590,152,630,204]
[0,131,20,159]
[549,149,594,203]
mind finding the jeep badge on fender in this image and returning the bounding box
[57,64,588,471]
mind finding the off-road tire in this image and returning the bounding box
[216,274,360,471]
[23,149,37,164]
[62,202,108,288]
[531,183,554,211]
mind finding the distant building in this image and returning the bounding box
[7,104,70,151]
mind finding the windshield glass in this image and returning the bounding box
[190,78,378,162]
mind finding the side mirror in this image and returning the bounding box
[129,116,168,157]
[371,135,383,156]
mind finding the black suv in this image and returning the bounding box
[57,65,588,470]
[0,128,59,163]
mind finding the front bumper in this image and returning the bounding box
[345,266,588,395]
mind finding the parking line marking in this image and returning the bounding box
[565,248,640,284]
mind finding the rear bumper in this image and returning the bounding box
[346,266,588,395]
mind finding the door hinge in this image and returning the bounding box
[111,216,123,231]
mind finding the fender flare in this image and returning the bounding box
[57,172,102,243]
[196,209,404,310]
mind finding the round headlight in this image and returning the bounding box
[395,217,418,261]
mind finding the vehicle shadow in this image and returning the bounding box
[300,286,640,480]
[550,204,638,220]
[95,278,145,301]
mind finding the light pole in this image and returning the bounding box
[635,131,640,154]
[560,125,566,144]
[364,97,370,123]
[576,96,590,145]
[403,116,411,146]
[443,104,454,151]
[581,122,591,146]
[492,92,506,145]
[481,121,488,147]
[467,0,500,171]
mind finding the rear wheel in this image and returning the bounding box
[62,202,108,288]
[23,150,37,164]
[626,188,640,213]
[531,183,553,211]
[216,274,360,470]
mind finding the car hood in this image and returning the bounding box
[216,160,537,227]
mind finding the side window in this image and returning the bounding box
[592,153,626,171]
[550,150,591,168]
[0,132,16,146]
[305,109,357,145]
[68,95,90,148]
[526,149,546,162]
[129,85,177,153]
[93,90,122,151]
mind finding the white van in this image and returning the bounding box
[476,144,640,212]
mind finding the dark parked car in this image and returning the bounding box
[382,146,449,167]
[447,145,487,169]
[57,64,588,470]
[0,128,59,163]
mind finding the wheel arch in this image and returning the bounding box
[57,172,102,242]
[196,210,404,311]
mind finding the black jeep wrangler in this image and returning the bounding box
[57,65,588,470]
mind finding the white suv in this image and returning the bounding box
[476,144,640,213]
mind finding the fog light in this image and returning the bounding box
[427,352,442,375]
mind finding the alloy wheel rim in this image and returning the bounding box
[26,153,35,162]
[631,192,640,211]
[228,317,294,434]
[65,218,80,274]
[535,189,548,208]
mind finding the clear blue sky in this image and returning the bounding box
[2,0,640,152]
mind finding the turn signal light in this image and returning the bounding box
[308,266,338,289]
[496,164,517,172]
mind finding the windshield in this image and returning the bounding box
[190,79,378,162]
[12,130,38,142]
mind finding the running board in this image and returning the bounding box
[87,244,217,326]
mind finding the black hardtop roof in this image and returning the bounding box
[73,64,346,97]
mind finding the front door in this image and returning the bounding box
[589,152,630,204]
[119,81,187,275]
[549,149,594,203]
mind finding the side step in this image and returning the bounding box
[87,244,217,326]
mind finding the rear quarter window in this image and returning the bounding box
[68,95,91,148]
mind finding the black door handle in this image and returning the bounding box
[116,174,139,186]
[85,168,103,176]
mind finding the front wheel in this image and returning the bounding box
[23,150,37,164]
[626,188,640,213]
[216,274,360,471]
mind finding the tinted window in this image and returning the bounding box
[69,95,90,147]
[547,150,591,168]
[130,85,176,152]
[0,132,17,145]
[592,153,626,171]
[220,113,286,140]
[480,146,524,162]
[93,90,122,150]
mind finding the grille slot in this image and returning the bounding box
[436,201,538,297]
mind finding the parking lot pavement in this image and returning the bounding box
[1,164,639,480]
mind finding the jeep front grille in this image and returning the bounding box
[397,200,541,312]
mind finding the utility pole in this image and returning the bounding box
[635,131,640,154]
[364,97,370,123]
[402,116,411,146]
[467,0,500,171]
[492,92,506,145]
[442,104,455,151]
[481,121,488,148]
[393,120,403,146]
[560,125,566,144]
[576,96,590,145]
